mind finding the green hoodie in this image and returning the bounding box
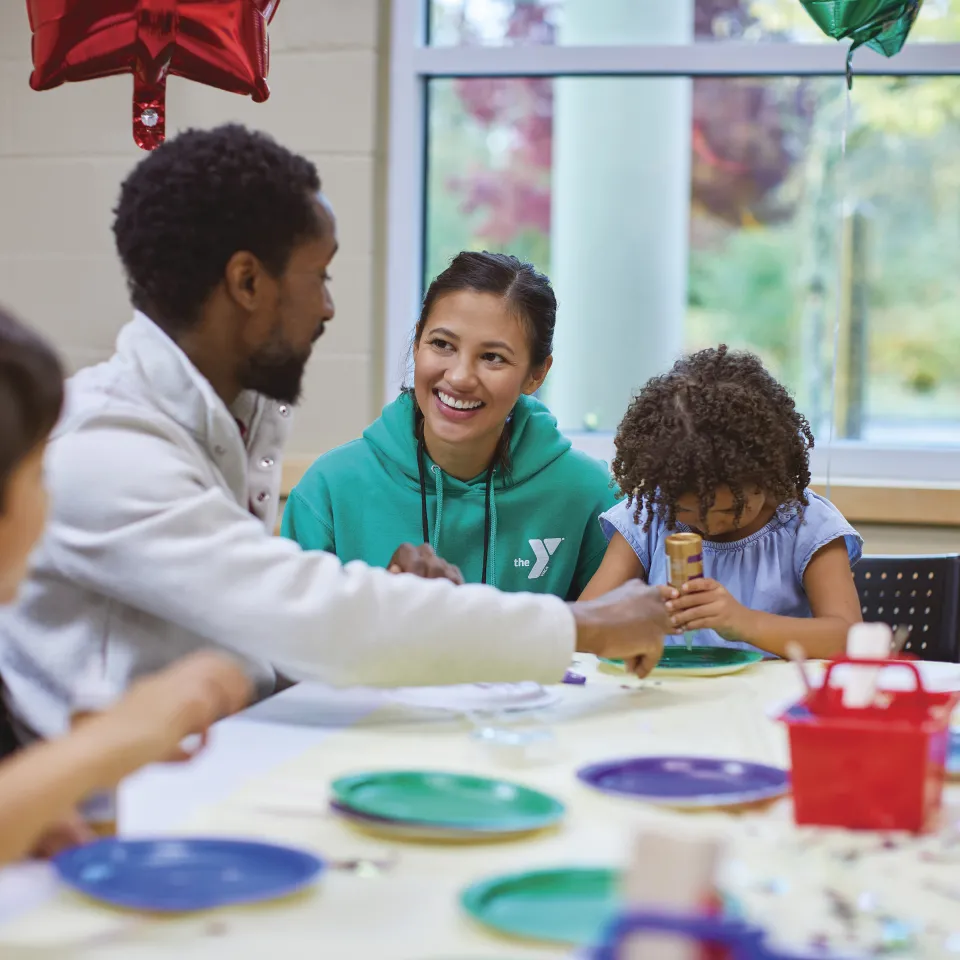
[282,393,620,599]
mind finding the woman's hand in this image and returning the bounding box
[387,543,464,585]
[665,578,751,641]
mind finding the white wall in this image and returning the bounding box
[0,0,387,457]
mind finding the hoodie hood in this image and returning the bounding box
[363,392,572,489]
[283,388,617,597]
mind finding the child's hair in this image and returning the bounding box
[612,345,814,531]
[0,306,64,510]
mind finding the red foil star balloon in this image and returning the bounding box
[26,1,282,150]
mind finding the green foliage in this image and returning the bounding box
[424,5,960,436]
[688,227,799,365]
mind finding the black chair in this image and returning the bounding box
[854,554,960,662]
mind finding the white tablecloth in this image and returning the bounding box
[0,659,958,959]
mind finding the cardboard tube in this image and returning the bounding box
[621,830,722,960]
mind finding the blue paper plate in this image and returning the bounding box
[54,837,323,913]
[577,756,790,809]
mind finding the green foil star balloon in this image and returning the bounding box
[799,0,923,83]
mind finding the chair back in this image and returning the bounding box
[853,554,960,662]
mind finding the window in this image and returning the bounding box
[429,0,960,46]
[386,0,960,483]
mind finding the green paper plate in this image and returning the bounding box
[462,868,745,947]
[330,771,565,832]
[461,867,618,946]
[600,646,763,678]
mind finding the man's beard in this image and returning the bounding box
[237,341,310,405]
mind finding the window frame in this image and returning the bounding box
[384,0,960,485]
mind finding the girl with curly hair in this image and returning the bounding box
[581,346,862,658]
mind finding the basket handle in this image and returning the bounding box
[592,910,763,959]
[821,656,927,695]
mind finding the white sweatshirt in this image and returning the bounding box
[0,315,575,738]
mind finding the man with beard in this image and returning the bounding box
[0,125,669,743]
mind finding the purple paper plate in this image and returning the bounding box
[577,756,790,808]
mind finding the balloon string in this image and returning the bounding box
[825,81,853,501]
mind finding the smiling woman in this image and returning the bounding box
[282,251,619,598]
[412,253,555,484]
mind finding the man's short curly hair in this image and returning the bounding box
[112,124,322,333]
[612,345,814,531]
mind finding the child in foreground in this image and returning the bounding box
[582,346,863,659]
[0,306,252,864]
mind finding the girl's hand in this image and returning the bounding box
[666,578,750,641]
[29,810,94,859]
[656,584,682,634]
[95,653,253,769]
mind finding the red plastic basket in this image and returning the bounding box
[780,657,957,833]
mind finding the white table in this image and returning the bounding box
[1,660,959,959]
[0,688,369,928]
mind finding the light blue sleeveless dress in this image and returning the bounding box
[599,491,863,656]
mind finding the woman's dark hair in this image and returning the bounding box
[612,345,814,531]
[414,251,556,365]
[0,307,64,511]
[409,251,557,470]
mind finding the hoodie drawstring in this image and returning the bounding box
[479,464,494,587]
[429,464,444,553]
[487,479,498,589]
[417,434,495,585]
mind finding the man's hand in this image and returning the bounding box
[570,581,672,677]
[666,578,749,641]
[387,544,464,585]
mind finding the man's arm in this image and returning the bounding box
[45,420,576,688]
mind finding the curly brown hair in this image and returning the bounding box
[612,345,814,531]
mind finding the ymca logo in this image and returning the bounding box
[514,538,564,579]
